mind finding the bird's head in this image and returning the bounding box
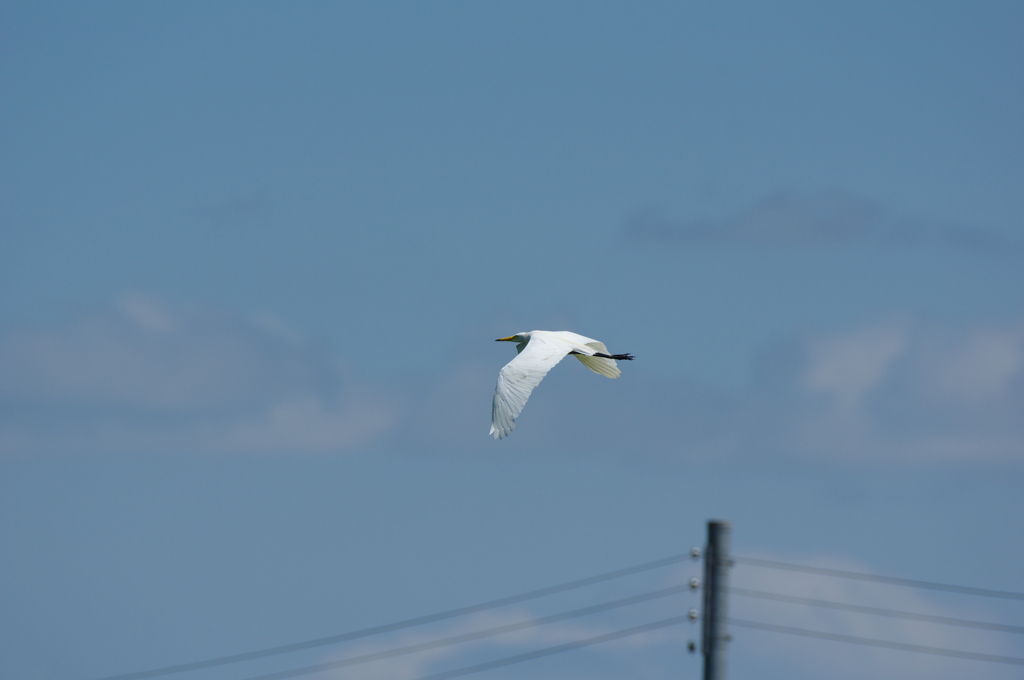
[496,332,532,354]
[495,332,530,343]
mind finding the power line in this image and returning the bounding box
[728,587,1024,634]
[732,556,1024,600]
[91,552,689,680]
[728,617,1024,666]
[409,614,690,680]
[238,585,688,680]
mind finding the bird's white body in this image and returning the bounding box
[490,330,630,439]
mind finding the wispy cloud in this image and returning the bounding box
[409,314,1024,466]
[624,190,1019,252]
[757,315,1024,463]
[0,293,394,455]
[3,296,1022,465]
[240,556,1019,680]
[728,553,1023,680]
[314,600,684,680]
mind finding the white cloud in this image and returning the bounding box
[781,317,1024,463]
[727,553,1023,680]
[927,327,1024,401]
[315,604,684,680]
[2,295,1022,465]
[411,313,1024,466]
[0,294,395,455]
[219,395,395,453]
[246,558,1020,680]
[802,322,909,411]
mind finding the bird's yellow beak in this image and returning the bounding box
[496,336,517,342]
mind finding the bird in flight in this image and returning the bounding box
[490,330,634,439]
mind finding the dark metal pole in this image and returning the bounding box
[702,520,731,680]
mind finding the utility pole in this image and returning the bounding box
[702,520,731,680]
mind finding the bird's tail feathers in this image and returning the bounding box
[573,353,621,378]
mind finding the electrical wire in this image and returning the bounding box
[732,556,1024,600]
[237,585,688,680]
[409,614,690,680]
[727,587,1024,634]
[91,552,689,680]
[727,617,1024,666]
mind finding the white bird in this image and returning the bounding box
[490,330,634,439]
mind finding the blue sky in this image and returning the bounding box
[2,3,1023,680]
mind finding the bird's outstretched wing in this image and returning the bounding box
[490,334,573,439]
